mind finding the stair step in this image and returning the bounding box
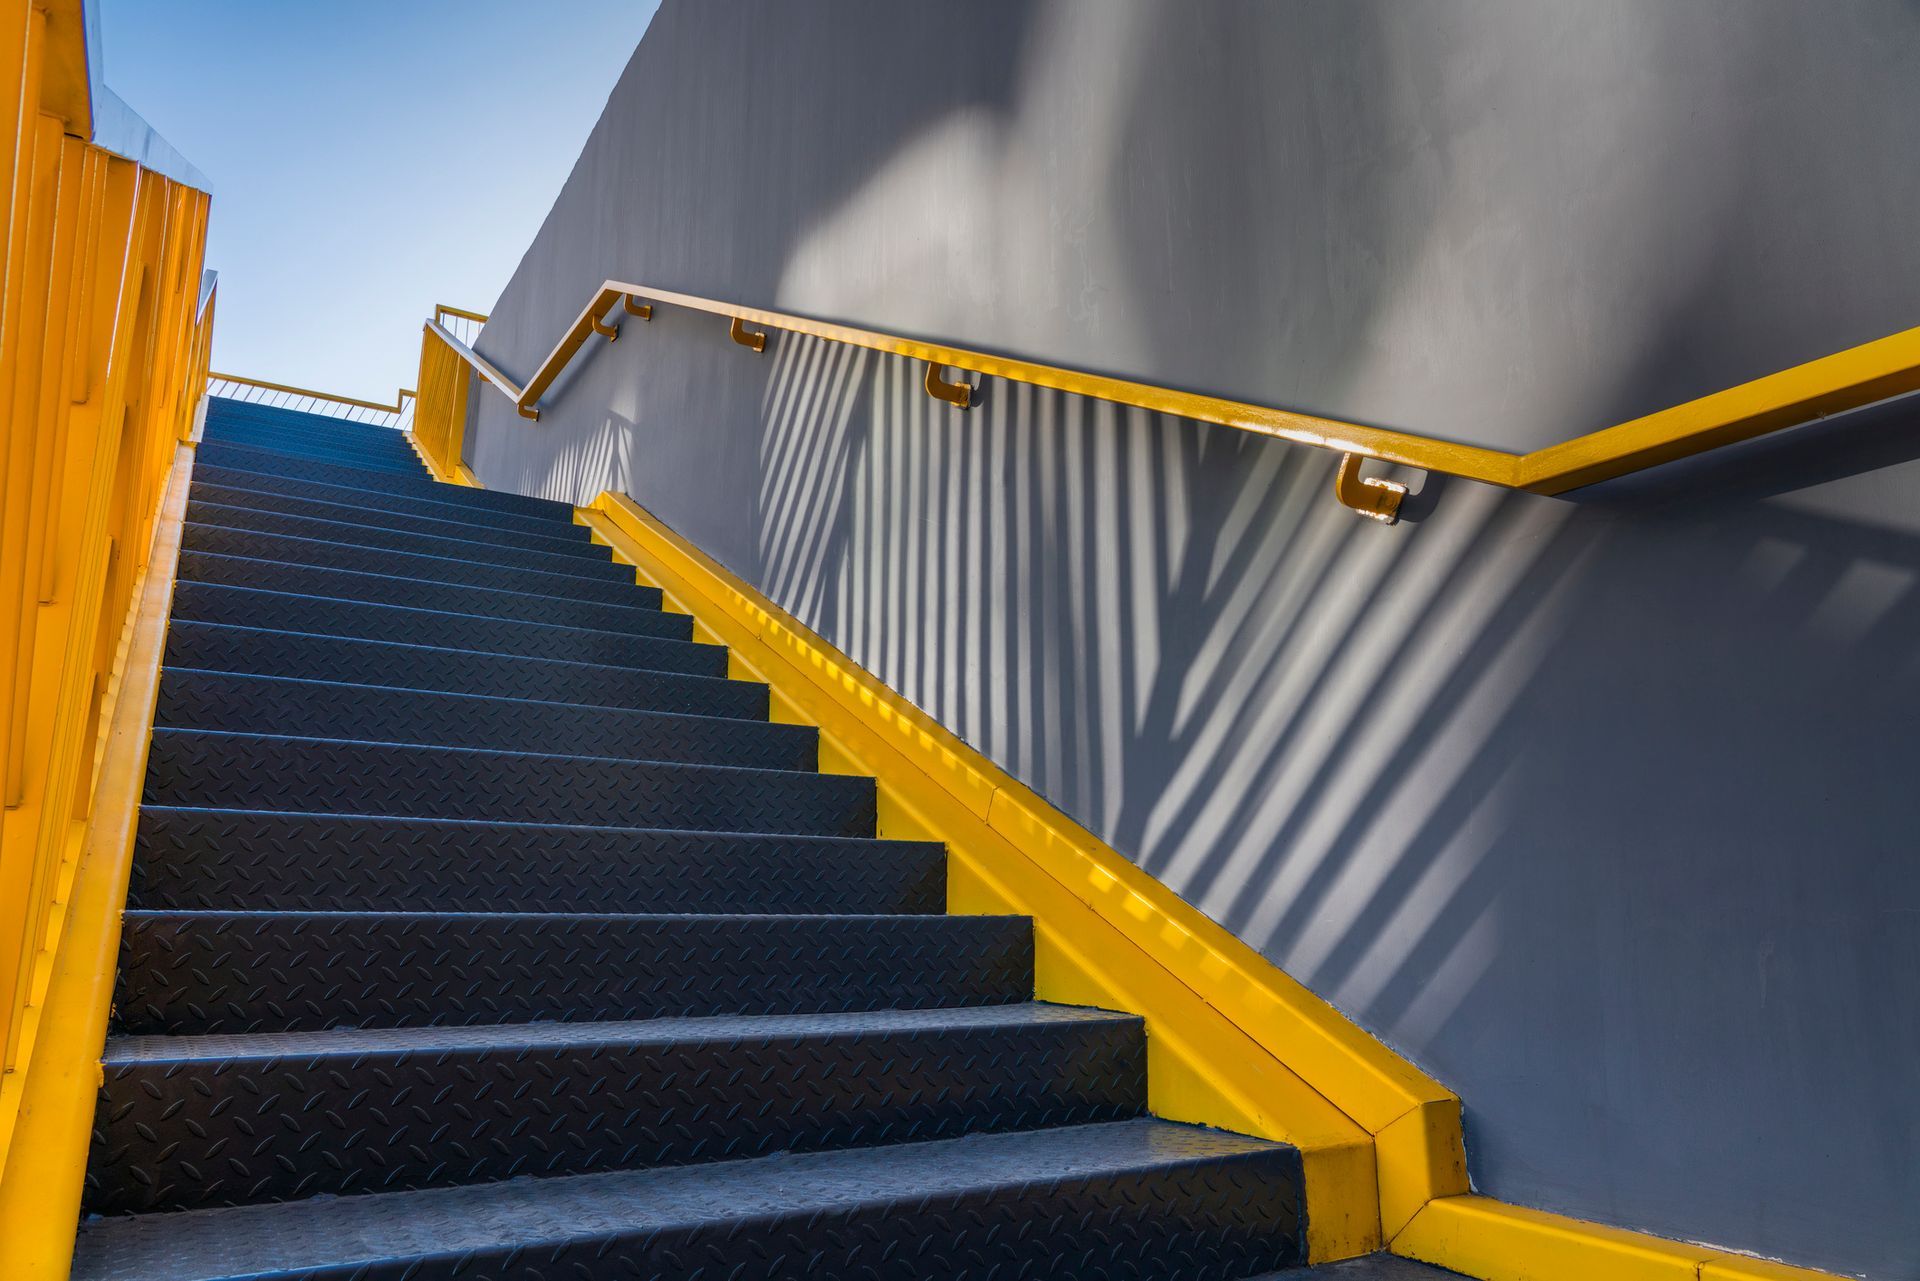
[143,729,876,834]
[191,463,583,539]
[129,809,944,915]
[181,523,643,602]
[201,420,422,461]
[154,669,811,767]
[198,435,430,477]
[205,399,407,441]
[86,1004,1142,1214]
[172,579,705,670]
[163,622,767,717]
[175,560,677,636]
[193,443,573,518]
[199,423,422,465]
[114,910,1032,1034]
[185,499,623,579]
[71,1118,1303,1281]
[187,482,605,558]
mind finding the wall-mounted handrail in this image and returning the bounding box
[422,279,1920,513]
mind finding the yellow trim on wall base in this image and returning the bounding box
[1392,1196,1848,1281]
[577,488,1858,1281]
[0,441,195,1281]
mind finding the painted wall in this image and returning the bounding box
[464,4,1920,1276]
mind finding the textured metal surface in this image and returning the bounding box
[174,560,679,637]
[154,669,813,768]
[190,463,584,538]
[186,484,605,557]
[199,425,422,466]
[86,1005,1143,1213]
[186,499,626,579]
[198,436,430,476]
[143,729,877,833]
[181,522,645,603]
[206,400,411,437]
[72,1120,1303,1281]
[193,443,573,517]
[162,621,767,718]
[129,808,943,915]
[114,910,1032,1034]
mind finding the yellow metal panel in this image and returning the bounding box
[1698,1256,1852,1281]
[1374,1098,1469,1243]
[1394,1196,1707,1281]
[0,439,194,1281]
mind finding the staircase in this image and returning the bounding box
[67,398,1314,1280]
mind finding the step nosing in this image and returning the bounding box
[147,727,827,778]
[173,579,686,641]
[101,1004,1132,1064]
[157,667,780,727]
[134,804,926,845]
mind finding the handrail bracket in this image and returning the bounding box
[1334,453,1408,525]
[729,316,768,353]
[589,311,619,342]
[925,362,972,410]
[623,295,653,320]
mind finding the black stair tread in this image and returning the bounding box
[206,398,408,439]
[185,499,622,578]
[191,463,584,537]
[86,1004,1145,1214]
[162,621,769,718]
[129,808,944,915]
[153,668,812,768]
[199,435,431,476]
[186,482,603,556]
[197,427,422,466]
[174,563,681,638]
[193,442,572,517]
[114,909,1031,1033]
[142,728,877,834]
[71,1119,1302,1281]
[182,522,645,602]
[105,1000,1104,1062]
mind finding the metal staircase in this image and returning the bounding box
[68,398,1315,1280]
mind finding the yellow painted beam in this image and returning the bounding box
[0,438,195,1281]
[1393,1196,1857,1281]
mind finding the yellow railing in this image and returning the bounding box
[207,370,415,429]
[0,0,215,1215]
[416,280,1920,520]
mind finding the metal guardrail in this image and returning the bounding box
[207,372,416,431]
[419,281,1920,523]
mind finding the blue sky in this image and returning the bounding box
[101,0,659,401]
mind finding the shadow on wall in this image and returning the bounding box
[694,330,1920,1280]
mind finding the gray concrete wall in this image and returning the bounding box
[465,4,1920,1276]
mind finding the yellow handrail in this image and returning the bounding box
[208,370,415,417]
[421,279,1920,510]
[433,302,489,326]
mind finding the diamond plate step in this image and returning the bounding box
[143,729,876,833]
[71,1119,1303,1281]
[172,580,706,669]
[129,809,943,915]
[114,910,1032,1034]
[85,1004,1144,1215]
[154,669,812,767]
[163,622,767,717]
[187,482,605,558]
[191,463,584,539]
[198,434,431,476]
[185,498,624,579]
[174,559,677,636]
[181,522,642,602]
[200,419,422,461]
[193,443,574,517]
[205,398,408,440]
[201,421,423,463]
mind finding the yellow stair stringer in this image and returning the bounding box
[581,491,1456,1263]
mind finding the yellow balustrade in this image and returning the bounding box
[0,0,214,1222]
